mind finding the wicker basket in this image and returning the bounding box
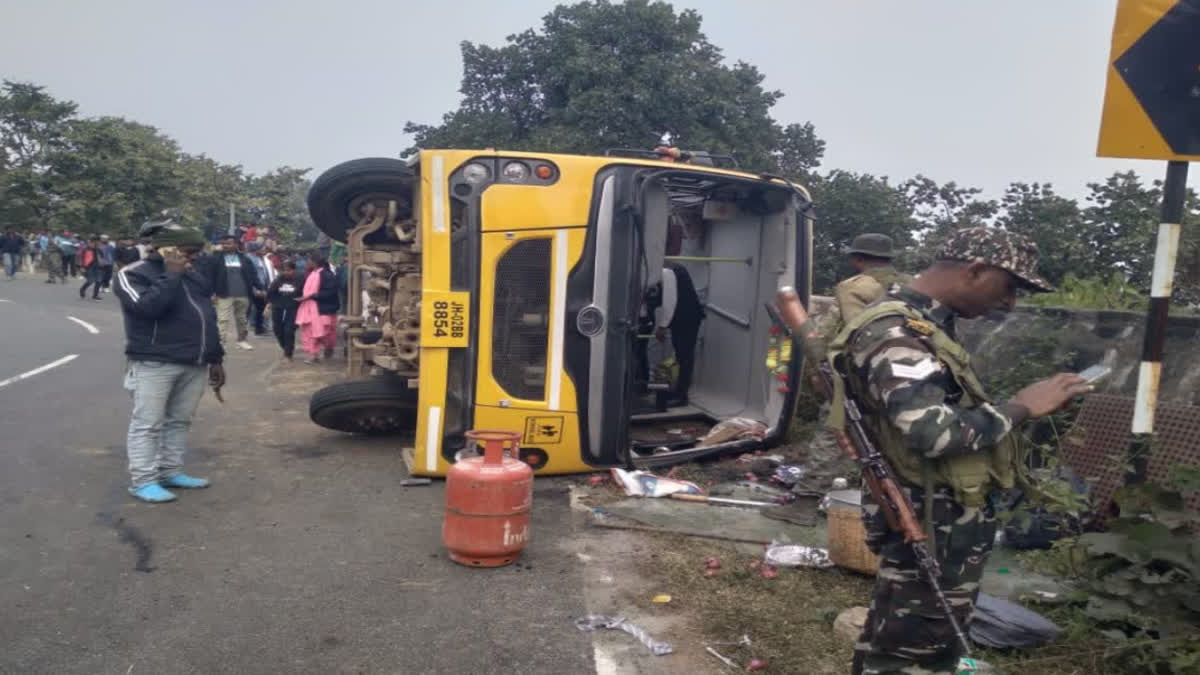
[827,502,880,575]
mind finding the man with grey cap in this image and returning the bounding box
[823,227,1091,674]
[834,233,910,329]
[114,214,224,503]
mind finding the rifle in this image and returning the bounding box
[772,287,972,657]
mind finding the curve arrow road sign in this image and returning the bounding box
[1098,0,1200,161]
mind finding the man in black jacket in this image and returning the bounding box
[114,220,225,503]
[208,235,263,351]
[114,237,141,269]
[1,227,25,280]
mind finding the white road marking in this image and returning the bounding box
[67,316,100,334]
[0,354,79,390]
[0,298,12,303]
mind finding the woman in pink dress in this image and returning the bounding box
[295,254,338,363]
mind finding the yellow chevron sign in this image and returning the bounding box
[1097,0,1200,161]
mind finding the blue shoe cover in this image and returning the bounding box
[129,483,177,503]
[160,474,210,489]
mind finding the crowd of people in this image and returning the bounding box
[3,222,346,365]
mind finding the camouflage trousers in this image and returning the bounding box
[851,486,996,675]
[44,251,64,282]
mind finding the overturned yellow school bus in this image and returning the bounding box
[306,148,814,476]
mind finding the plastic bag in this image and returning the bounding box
[764,542,834,569]
[575,615,674,656]
[969,593,1061,649]
[610,468,702,498]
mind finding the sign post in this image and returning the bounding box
[1097,0,1197,483]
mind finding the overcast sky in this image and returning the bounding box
[2,0,1195,201]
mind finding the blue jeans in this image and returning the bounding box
[124,360,208,487]
[2,252,16,278]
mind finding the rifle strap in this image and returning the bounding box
[922,462,937,555]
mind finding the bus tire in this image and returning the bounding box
[307,157,414,244]
[309,377,418,435]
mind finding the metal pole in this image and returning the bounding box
[664,255,751,264]
[1128,160,1189,484]
[228,203,236,236]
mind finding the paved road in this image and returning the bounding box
[0,276,597,675]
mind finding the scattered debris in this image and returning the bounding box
[399,478,431,487]
[760,565,778,580]
[763,543,834,569]
[771,464,805,486]
[705,557,722,570]
[746,657,768,671]
[574,615,674,656]
[706,646,739,669]
[833,606,869,643]
[696,417,767,447]
[610,468,702,498]
[708,634,752,649]
[761,492,821,526]
[652,594,672,604]
[969,593,1062,649]
[709,481,791,501]
[831,477,849,489]
[593,497,826,546]
[956,657,997,673]
[668,494,776,508]
[587,475,608,486]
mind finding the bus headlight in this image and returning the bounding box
[501,161,530,182]
[462,162,491,184]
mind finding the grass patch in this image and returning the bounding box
[632,533,1184,674]
[635,534,873,673]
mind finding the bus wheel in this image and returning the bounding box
[306,157,415,244]
[309,377,418,435]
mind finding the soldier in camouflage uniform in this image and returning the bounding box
[43,235,65,284]
[835,233,910,329]
[830,227,1091,674]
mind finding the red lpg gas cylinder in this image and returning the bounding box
[442,430,533,567]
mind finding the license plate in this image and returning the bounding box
[421,291,469,347]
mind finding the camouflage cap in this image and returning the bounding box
[935,226,1053,292]
[138,215,205,248]
[845,233,897,259]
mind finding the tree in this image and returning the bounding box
[1082,171,1159,288]
[997,182,1087,286]
[1176,188,1200,307]
[177,153,247,239]
[772,122,825,179]
[245,167,315,242]
[0,80,77,227]
[898,175,997,269]
[50,116,184,234]
[807,170,919,292]
[404,0,816,173]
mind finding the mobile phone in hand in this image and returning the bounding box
[1077,364,1112,385]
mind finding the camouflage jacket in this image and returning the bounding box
[843,286,1014,461]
